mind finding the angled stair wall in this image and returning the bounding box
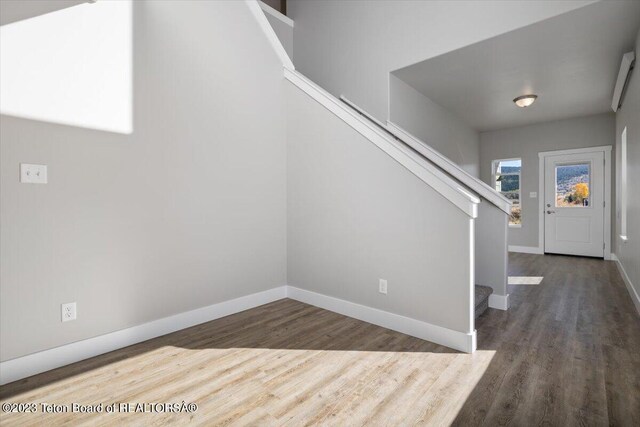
[285,74,477,352]
[252,0,509,350]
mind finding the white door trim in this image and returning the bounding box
[538,146,612,259]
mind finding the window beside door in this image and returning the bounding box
[621,127,628,241]
[492,158,521,226]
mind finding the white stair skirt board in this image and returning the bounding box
[488,294,510,311]
[0,286,288,386]
[385,121,511,216]
[508,245,543,254]
[287,286,477,353]
[258,0,294,27]
[245,0,293,70]
[611,254,640,316]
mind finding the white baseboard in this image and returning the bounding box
[508,245,543,254]
[2,284,481,385]
[488,294,509,310]
[0,286,287,386]
[611,254,640,316]
[286,286,476,353]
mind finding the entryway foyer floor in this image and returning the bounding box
[1,253,638,426]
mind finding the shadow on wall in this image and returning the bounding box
[0,0,133,134]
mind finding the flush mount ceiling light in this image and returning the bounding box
[513,94,538,108]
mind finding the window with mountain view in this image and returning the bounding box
[621,127,628,239]
[493,159,521,226]
[555,163,590,207]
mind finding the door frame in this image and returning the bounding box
[537,145,612,259]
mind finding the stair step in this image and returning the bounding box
[475,285,493,319]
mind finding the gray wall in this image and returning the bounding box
[286,82,473,334]
[479,113,616,248]
[615,28,640,302]
[475,202,508,297]
[289,0,591,180]
[289,0,593,122]
[0,1,287,361]
[389,75,480,177]
[389,74,508,294]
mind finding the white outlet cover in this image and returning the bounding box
[379,279,388,294]
[61,302,77,322]
[20,164,48,184]
[529,192,537,198]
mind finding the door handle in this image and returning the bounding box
[547,210,556,214]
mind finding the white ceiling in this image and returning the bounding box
[392,1,640,132]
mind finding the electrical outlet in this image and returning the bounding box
[379,279,388,294]
[61,302,77,322]
[529,192,537,198]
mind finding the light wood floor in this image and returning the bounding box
[1,253,639,426]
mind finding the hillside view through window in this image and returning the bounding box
[555,163,590,207]
[493,159,521,225]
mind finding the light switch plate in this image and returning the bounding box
[20,164,47,184]
[529,192,537,198]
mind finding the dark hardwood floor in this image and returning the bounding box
[455,253,640,426]
[1,253,638,426]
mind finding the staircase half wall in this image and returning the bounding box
[285,74,478,352]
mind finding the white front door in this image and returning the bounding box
[544,151,604,257]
